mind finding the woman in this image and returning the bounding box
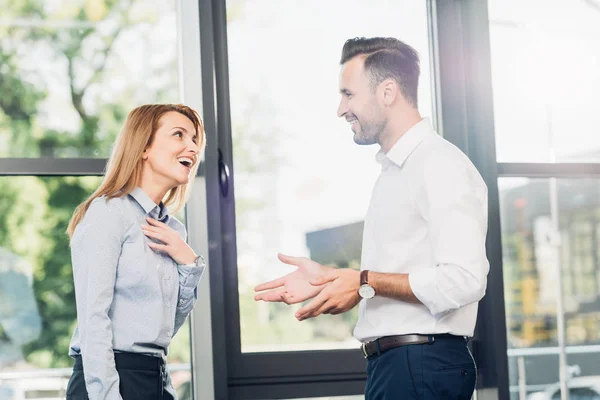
[65,104,206,399]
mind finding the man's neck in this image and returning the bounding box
[378,108,422,153]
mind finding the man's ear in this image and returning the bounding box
[382,79,398,106]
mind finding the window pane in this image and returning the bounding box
[0,177,192,399]
[488,0,600,162]
[227,0,433,352]
[0,0,179,158]
[500,178,600,398]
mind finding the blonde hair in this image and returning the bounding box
[67,104,205,238]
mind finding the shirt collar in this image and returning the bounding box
[129,187,169,222]
[376,118,434,168]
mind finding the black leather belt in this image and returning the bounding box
[360,333,464,358]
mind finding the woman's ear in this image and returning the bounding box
[142,148,148,161]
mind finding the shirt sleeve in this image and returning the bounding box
[171,223,206,336]
[173,255,205,336]
[408,150,490,317]
[70,198,127,400]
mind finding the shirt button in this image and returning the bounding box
[178,299,185,306]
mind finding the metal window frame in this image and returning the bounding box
[196,0,367,398]
[0,158,107,176]
[433,0,509,399]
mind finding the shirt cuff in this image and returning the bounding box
[177,254,206,288]
[409,267,460,317]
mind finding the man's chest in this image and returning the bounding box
[364,169,424,236]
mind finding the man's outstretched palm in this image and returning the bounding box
[254,253,331,304]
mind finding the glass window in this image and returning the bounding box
[0,176,193,399]
[552,387,600,400]
[500,178,600,397]
[0,0,179,158]
[226,0,434,353]
[0,176,98,398]
[488,0,600,162]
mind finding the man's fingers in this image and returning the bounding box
[296,292,328,320]
[254,277,286,292]
[254,287,286,302]
[277,253,304,267]
[319,302,336,316]
[299,300,333,320]
[310,270,338,286]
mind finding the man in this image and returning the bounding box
[255,37,489,399]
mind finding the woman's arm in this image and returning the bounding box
[71,199,127,400]
[173,255,206,335]
[140,217,204,337]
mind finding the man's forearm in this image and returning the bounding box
[369,271,422,304]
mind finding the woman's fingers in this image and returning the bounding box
[141,224,161,233]
[146,217,168,228]
[148,242,168,252]
[141,229,166,241]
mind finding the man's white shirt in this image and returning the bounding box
[354,118,489,343]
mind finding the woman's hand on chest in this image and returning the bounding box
[141,217,197,265]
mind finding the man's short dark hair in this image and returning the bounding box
[340,37,420,107]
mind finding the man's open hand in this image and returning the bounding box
[254,254,331,304]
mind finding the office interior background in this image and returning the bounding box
[1,0,599,399]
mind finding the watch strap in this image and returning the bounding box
[360,270,369,286]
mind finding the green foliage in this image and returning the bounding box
[23,177,101,367]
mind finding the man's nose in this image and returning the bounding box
[337,99,347,118]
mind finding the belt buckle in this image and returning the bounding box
[361,343,369,358]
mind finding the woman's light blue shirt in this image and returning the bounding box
[68,187,205,399]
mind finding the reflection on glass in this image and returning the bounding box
[226,0,433,352]
[0,177,193,400]
[500,178,600,398]
[0,0,179,158]
[488,0,600,162]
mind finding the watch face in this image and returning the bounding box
[359,284,375,299]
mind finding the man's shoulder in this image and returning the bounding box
[413,133,471,167]
[413,134,486,189]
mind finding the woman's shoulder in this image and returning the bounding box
[88,195,128,215]
[72,196,133,243]
[83,195,138,230]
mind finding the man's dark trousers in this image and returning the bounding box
[364,334,476,400]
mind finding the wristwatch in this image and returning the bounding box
[358,270,375,299]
